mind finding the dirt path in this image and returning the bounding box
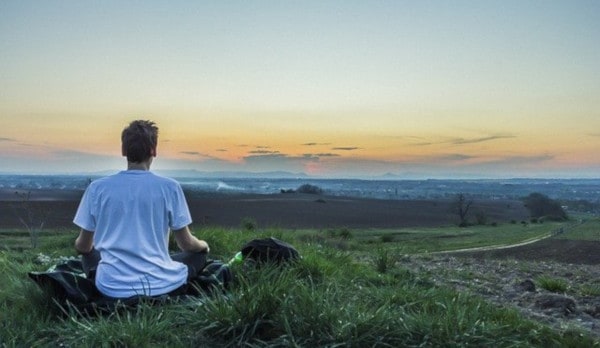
[433,233,554,254]
[417,220,600,340]
[434,221,580,255]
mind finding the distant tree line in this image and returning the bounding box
[281,184,323,195]
[522,192,567,221]
[560,199,600,214]
[452,192,568,227]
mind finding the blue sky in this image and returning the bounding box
[1,1,599,178]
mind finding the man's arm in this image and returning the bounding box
[74,229,94,254]
[173,226,209,253]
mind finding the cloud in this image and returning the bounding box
[0,137,16,142]
[301,151,559,179]
[244,153,286,160]
[481,154,554,166]
[244,153,318,162]
[216,148,227,152]
[332,146,360,151]
[411,142,434,146]
[307,153,340,157]
[588,133,600,137]
[433,154,475,161]
[181,151,202,155]
[180,151,220,160]
[393,134,441,147]
[302,142,331,146]
[248,150,280,154]
[450,134,516,145]
[408,134,516,146]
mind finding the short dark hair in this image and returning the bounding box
[121,120,158,163]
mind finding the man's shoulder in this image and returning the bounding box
[143,173,184,193]
[93,172,128,183]
[88,171,181,188]
[87,174,114,187]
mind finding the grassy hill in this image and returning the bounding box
[2,220,599,346]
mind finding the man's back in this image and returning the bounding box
[74,170,191,298]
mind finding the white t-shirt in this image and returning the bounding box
[73,170,191,298]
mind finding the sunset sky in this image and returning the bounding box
[1,1,599,178]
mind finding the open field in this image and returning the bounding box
[3,223,600,346]
[2,194,600,346]
[0,190,530,229]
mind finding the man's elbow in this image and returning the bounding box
[74,238,93,254]
[177,238,198,252]
[182,239,209,253]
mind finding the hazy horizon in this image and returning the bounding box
[1,167,599,181]
[2,2,599,179]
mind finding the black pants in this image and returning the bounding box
[81,248,208,295]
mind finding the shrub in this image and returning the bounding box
[581,284,600,297]
[537,276,569,293]
[372,248,397,273]
[380,234,394,243]
[326,228,352,240]
[475,211,487,225]
[338,228,352,240]
[297,184,323,194]
[297,232,326,245]
[241,217,257,231]
[324,239,350,251]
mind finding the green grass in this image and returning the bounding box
[1,222,598,347]
[294,222,558,256]
[536,275,569,293]
[553,217,600,241]
[581,284,600,297]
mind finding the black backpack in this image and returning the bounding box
[188,259,233,295]
[240,237,300,264]
[29,257,233,315]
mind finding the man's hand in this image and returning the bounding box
[196,239,210,253]
[173,226,209,253]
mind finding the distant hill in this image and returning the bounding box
[152,170,309,179]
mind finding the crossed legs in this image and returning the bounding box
[80,248,207,281]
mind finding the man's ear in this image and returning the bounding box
[151,147,157,157]
[122,144,127,157]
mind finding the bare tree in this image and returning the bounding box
[11,191,50,248]
[455,193,473,227]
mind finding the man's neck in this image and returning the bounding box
[127,160,151,171]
